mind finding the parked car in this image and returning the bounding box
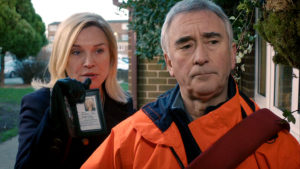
[4,60,20,78]
[117,57,129,70]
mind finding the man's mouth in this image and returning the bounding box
[191,72,214,78]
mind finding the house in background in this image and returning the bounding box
[47,22,60,43]
[253,10,299,141]
[108,20,129,59]
[234,9,300,141]
[45,22,60,53]
[108,20,130,82]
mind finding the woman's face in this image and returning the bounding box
[66,26,111,89]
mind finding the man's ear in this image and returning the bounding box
[164,53,174,77]
[231,43,237,70]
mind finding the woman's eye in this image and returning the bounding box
[71,50,80,55]
[96,48,104,54]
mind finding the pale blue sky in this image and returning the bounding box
[31,0,128,26]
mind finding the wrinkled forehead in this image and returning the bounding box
[168,10,227,40]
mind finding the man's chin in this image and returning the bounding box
[191,91,216,101]
[187,85,216,100]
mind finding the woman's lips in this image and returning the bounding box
[82,73,98,79]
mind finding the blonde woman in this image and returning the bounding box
[15,13,134,169]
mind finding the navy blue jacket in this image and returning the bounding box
[15,88,134,169]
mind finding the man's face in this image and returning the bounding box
[165,10,236,102]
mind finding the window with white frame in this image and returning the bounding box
[254,9,300,141]
[49,25,58,32]
[121,34,128,41]
[49,36,54,42]
[122,23,128,30]
[274,64,293,111]
[118,43,127,52]
[257,36,267,97]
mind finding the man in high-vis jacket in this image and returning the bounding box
[82,0,300,168]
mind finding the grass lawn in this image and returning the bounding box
[0,127,18,142]
[0,86,34,142]
[0,87,34,104]
[120,82,128,91]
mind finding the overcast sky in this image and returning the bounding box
[31,0,128,26]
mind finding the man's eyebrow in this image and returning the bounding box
[203,32,222,38]
[175,36,193,46]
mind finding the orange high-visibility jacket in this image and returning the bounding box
[82,82,300,169]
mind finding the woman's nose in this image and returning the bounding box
[83,53,95,68]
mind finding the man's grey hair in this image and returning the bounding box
[160,0,233,54]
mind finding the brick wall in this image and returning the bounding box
[129,56,177,108]
[240,53,255,98]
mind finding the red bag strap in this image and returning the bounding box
[186,108,290,169]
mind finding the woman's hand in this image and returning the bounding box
[55,78,91,106]
[49,78,91,130]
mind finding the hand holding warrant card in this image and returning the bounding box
[72,88,107,137]
[51,78,106,137]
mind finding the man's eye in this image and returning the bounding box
[180,44,191,49]
[209,40,219,45]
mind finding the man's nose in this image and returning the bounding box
[193,44,209,65]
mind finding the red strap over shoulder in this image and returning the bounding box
[186,108,290,169]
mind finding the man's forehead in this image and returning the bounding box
[170,10,220,25]
[168,10,226,40]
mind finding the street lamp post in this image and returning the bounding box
[0,46,3,86]
[0,47,2,70]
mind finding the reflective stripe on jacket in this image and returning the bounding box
[82,81,300,169]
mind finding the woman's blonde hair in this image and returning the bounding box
[33,12,128,103]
